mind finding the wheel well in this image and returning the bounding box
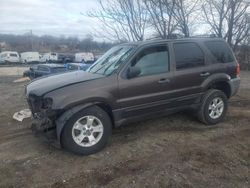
[209,81,231,98]
[95,103,115,128]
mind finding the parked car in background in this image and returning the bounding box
[23,64,67,79]
[26,37,240,155]
[0,51,20,63]
[66,62,93,71]
[58,53,74,64]
[75,52,94,63]
[40,52,58,63]
[20,52,40,63]
[23,65,38,78]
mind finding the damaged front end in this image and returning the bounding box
[27,94,61,147]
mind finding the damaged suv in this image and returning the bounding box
[26,38,240,155]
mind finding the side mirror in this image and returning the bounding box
[127,66,141,79]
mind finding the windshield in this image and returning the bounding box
[87,46,134,75]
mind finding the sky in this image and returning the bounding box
[0,0,209,41]
[0,0,100,38]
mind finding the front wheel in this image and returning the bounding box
[197,89,228,125]
[61,106,112,155]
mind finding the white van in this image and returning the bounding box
[0,51,20,63]
[20,52,40,63]
[40,52,58,62]
[75,52,95,63]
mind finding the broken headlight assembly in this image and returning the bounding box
[42,98,53,109]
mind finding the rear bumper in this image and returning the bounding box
[228,77,240,97]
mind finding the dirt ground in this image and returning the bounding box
[0,71,249,188]
[0,66,29,76]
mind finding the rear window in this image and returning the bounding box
[205,41,234,63]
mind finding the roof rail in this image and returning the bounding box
[146,34,184,40]
[146,36,163,41]
[189,34,218,38]
[146,34,219,41]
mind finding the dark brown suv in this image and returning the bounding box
[26,38,240,155]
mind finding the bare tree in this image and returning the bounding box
[229,6,250,50]
[144,0,178,38]
[87,0,148,42]
[173,0,201,37]
[202,0,250,50]
[202,0,229,38]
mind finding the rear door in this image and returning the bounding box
[118,43,174,117]
[171,42,210,105]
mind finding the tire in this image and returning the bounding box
[197,89,228,125]
[61,106,112,155]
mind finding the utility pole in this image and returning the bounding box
[30,29,33,51]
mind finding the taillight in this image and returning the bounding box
[236,63,240,77]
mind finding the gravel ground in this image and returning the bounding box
[0,71,249,188]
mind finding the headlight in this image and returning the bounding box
[42,98,53,109]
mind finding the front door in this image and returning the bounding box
[117,44,174,118]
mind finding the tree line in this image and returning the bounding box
[88,0,250,51]
[0,34,114,53]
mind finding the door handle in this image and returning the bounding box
[158,78,170,84]
[200,72,210,77]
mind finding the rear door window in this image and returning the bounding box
[174,42,205,70]
[205,41,234,63]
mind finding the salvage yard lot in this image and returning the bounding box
[0,70,249,187]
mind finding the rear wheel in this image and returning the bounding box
[61,106,112,155]
[197,89,228,125]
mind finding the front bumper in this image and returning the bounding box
[31,113,61,148]
[228,77,240,97]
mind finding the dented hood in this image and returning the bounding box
[26,71,104,96]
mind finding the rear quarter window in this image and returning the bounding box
[205,41,234,63]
